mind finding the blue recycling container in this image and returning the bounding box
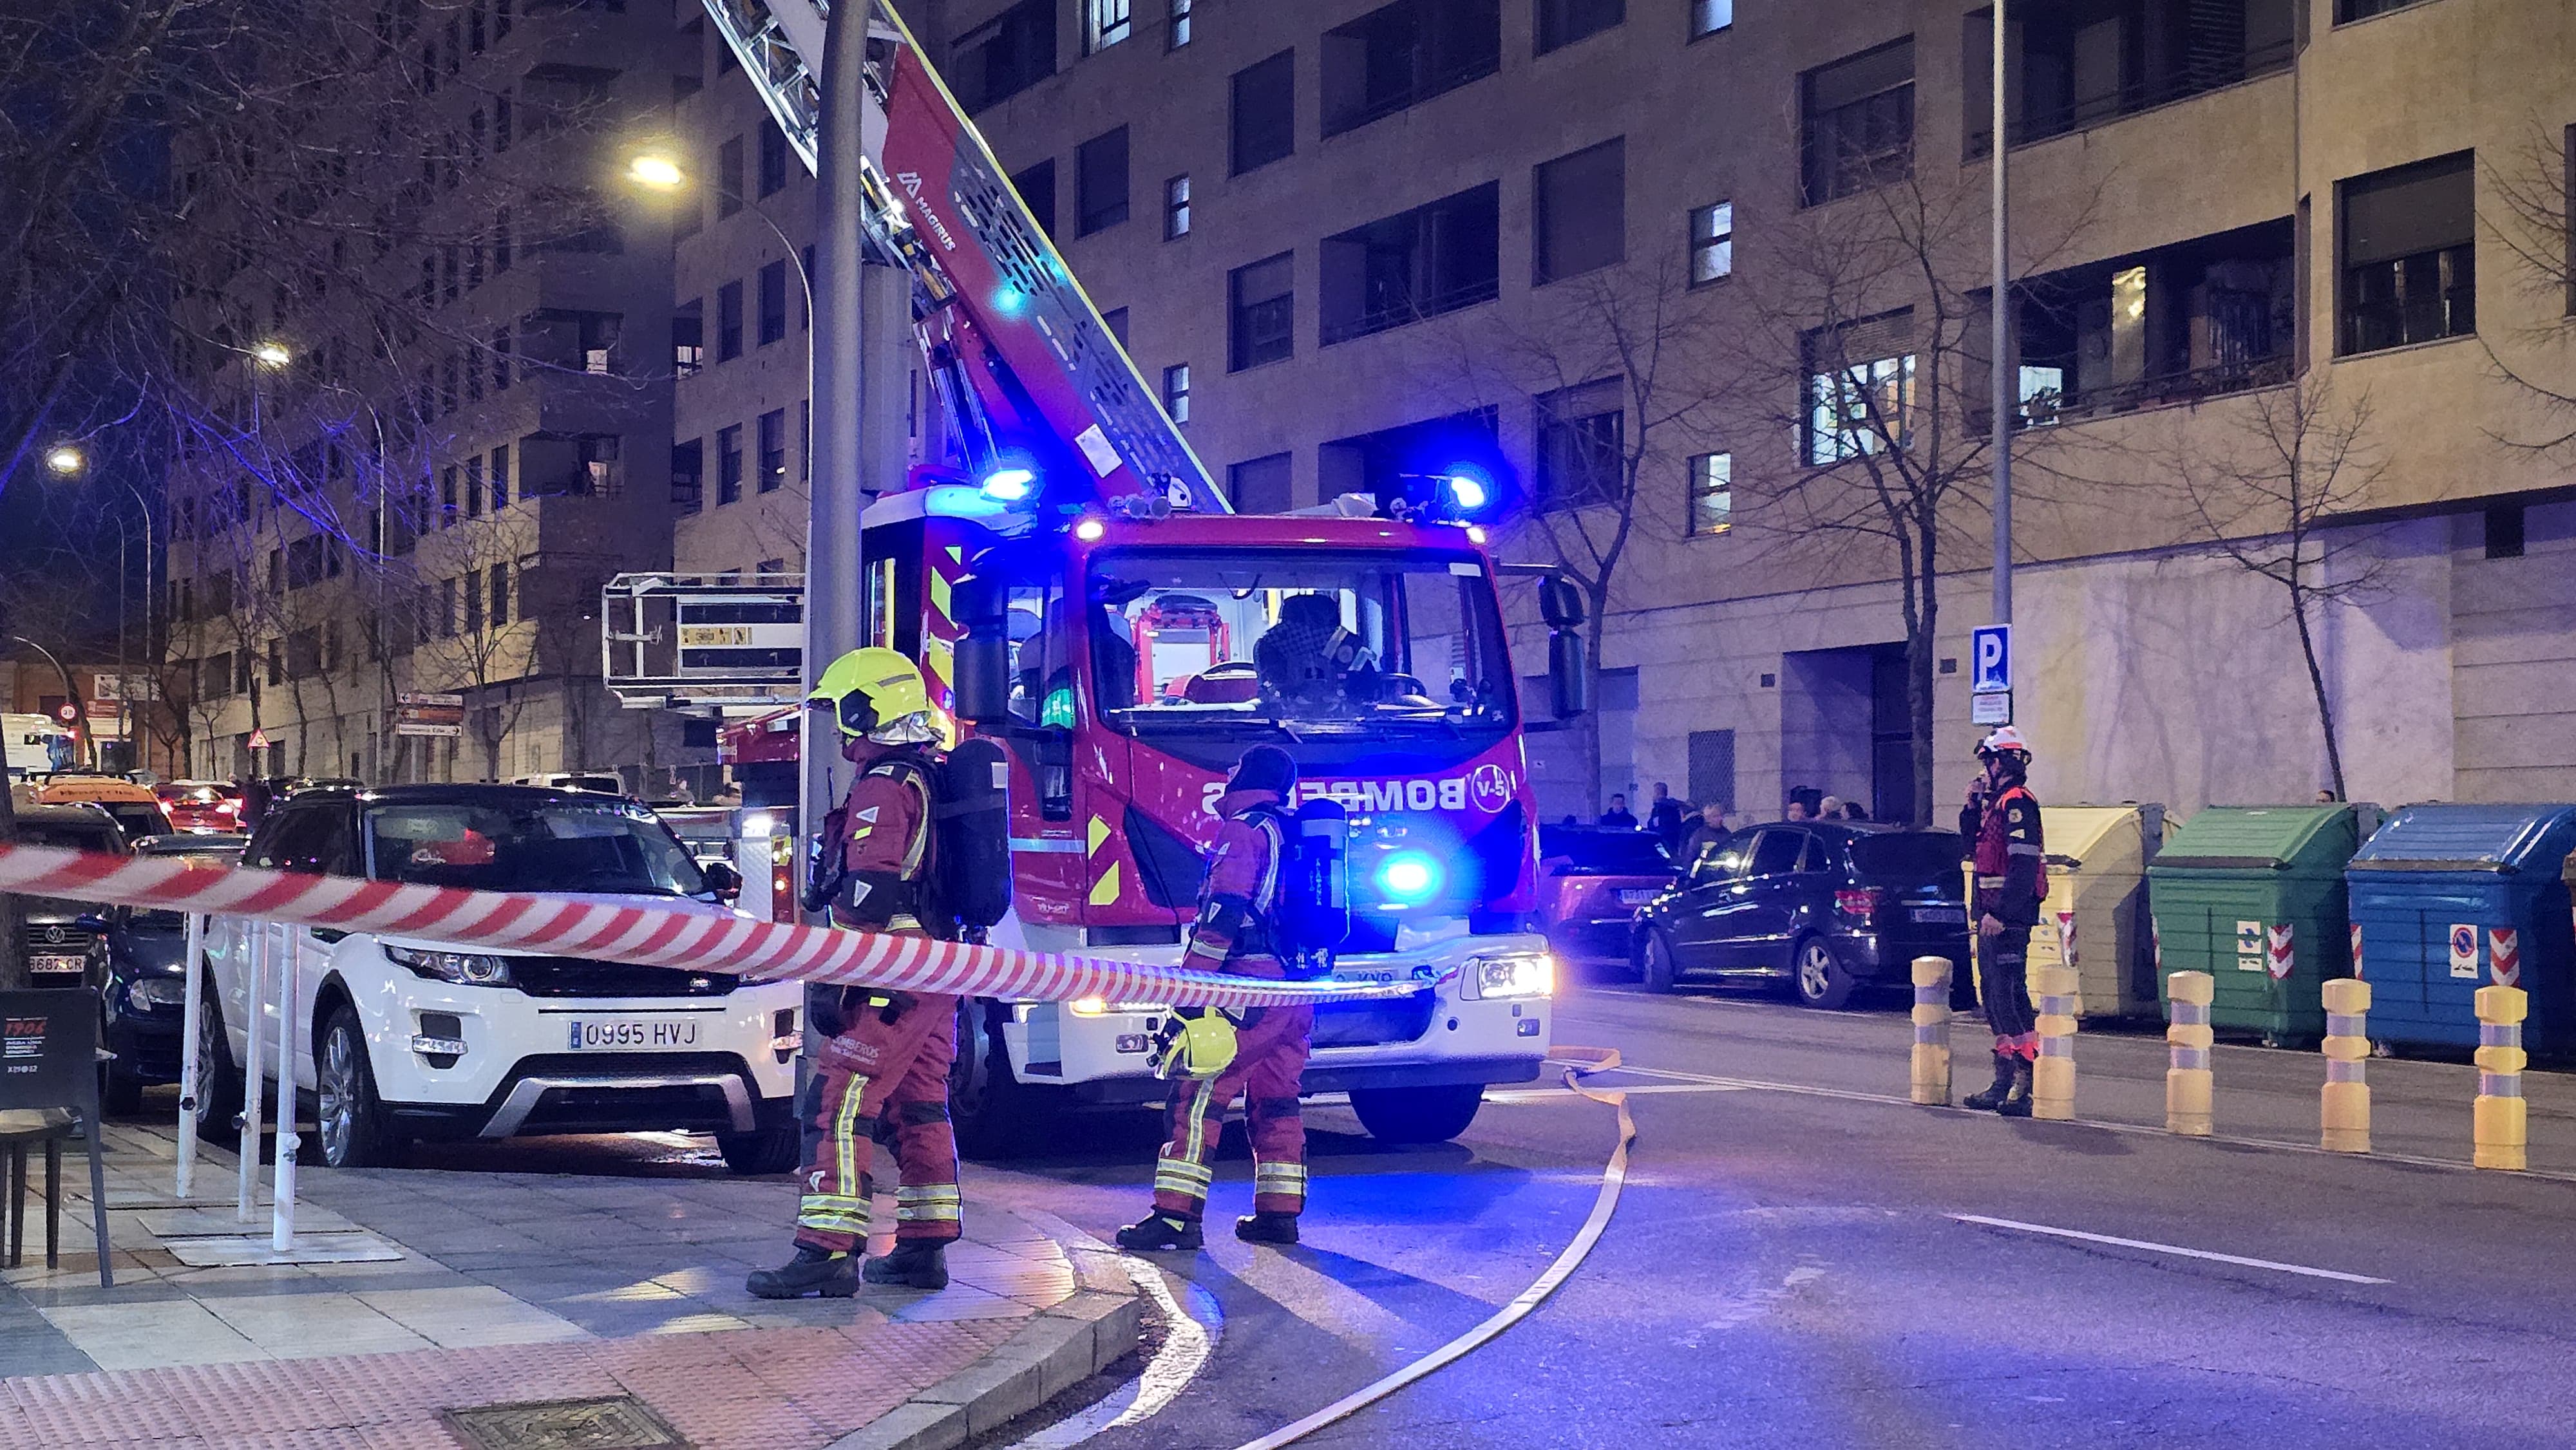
[2344,804,2576,1054]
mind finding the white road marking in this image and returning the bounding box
[1950,1214,2391,1285]
[998,1259,1221,1449]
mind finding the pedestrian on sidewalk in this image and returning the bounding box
[1646,782,1688,849]
[748,648,963,1299]
[1959,727,2046,1118]
[1119,745,1314,1252]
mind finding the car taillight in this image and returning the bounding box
[1835,888,1879,925]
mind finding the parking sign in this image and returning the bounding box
[1971,626,2012,695]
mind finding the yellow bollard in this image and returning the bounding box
[2474,984,2528,1171]
[2031,963,2079,1120]
[2319,978,2371,1153]
[1910,956,1953,1106]
[2165,971,2215,1136]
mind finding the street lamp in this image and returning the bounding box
[251,341,292,370]
[45,444,85,476]
[627,153,686,191]
[627,153,815,318]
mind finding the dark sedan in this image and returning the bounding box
[1633,822,1969,1009]
[101,833,247,1111]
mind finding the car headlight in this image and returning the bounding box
[1464,952,1553,1001]
[386,945,515,986]
[1070,997,1172,1017]
[130,977,190,1008]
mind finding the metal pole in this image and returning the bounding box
[1990,0,2014,626]
[175,912,205,1200]
[270,931,299,1250]
[234,923,266,1219]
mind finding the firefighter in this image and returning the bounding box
[747,648,962,1299]
[1117,744,1314,1251]
[1959,726,2045,1117]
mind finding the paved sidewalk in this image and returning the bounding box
[0,1123,1138,1449]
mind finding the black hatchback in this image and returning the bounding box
[1633,822,1969,1009]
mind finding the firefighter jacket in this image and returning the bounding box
[1961,781,2045,928]
[1184,788,1287,972]
[831,737,934,934]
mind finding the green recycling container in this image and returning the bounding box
[2150,804,2379,1041]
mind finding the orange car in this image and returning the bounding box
[33,773,171,843]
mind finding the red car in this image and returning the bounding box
[156,780,246,834]
[1536,825,1678,965]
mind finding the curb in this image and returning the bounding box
[829,1232,1144,1450]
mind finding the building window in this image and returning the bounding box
[1077,126,1131,234]
[1320,180,1501,344]
[1101,308,1130,346]
[1689,200,1733,285]
[1802,310,1917,466]
[1165,174,1191,238]
[1321,0,1502,138]
[758,408,788,493]
[1687,451,1732,535]
[799,399,811,481]
[758,260,789,345]
[2338,151,2476,356]
[464,457,484,518]
[1801,38,1914,206]
[1228,453,1292,513]
[1691,0,1732,37]
[490,565,511,629]
[2486,503,2526,560]
[1086,0,1132,53]
[717,424,744,505]
[1535,378,1624,509]
[2337,0,2430,21]
[440,466,459,525]
[1533,138,1625,285]
[1012,159,1057,240]
[1231,51,1296,176]
[1535,0,1623,55]
[1228,251,1296,371]
[954,0,1057,113]
[674,305,705,376]
[718,135,744,216]
[759,124,789,197]
[491,444,510,509]
[717,280,744,361]
[1169,0,1192,48]
[1972,3,2294,155]
[463,569,485,634]
[1162,362,1191,422]
[801,245,817,328]
[673,438,705,513]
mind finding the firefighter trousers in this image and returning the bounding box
[1978,924,2038,1058]
[1153,1002,1314,1219]
[795,989,961,1252]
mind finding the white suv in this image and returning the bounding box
[205,785,804,1172]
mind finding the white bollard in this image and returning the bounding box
[175,912,207,1201]
[236,922,267,1220]
[270,932,300,1251]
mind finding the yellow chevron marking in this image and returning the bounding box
[1090,860,1124,906]
[1088,815,1112,854]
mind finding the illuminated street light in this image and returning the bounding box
[251,340,292,369]
[44,444,86,476]
[628,154,686,190]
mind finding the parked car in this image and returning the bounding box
[1536,825,1676,965]
[1633,822,1970,1009]
[10,802,128,988]
[156,779,248,833]
[202,784,795,1172]
[508,772,626,795]
[33,773,171,843]
[100,833,249,1113]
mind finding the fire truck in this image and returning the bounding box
[701,0,1591,1152]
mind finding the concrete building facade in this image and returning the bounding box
[880,0,2576,824]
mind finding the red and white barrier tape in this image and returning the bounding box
[0,842,1421,1008]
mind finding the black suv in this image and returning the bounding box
[100,833,248,1111]
[1633,822,1969,1009]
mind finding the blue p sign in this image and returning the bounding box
[1971,625,2012,694]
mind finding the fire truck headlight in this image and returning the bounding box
[1376,852,1441,905]
[1463,952,1553,1001]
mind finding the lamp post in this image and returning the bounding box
[1989,0,2013,628]
[44,445,158,773]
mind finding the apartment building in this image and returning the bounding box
[166,0,692,787]
[892,0,2576,820]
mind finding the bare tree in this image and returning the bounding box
[2480,124,2576,455]
[2168,377,2389,800]
[1446,255,1730,815]
[1721,162,2099,823]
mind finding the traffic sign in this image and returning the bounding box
[247,728,270,751]
[1970,691,2012,726]
[1971,625,2012,695]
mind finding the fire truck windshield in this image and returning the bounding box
[1079,549,1516,737]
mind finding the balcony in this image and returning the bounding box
[1966,0,2296,157]
[1321,0,1501,139]
[1318,182,1500,346]
[2012,217,2295,425]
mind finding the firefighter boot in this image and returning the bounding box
[1115,1211,1206,1252]
[1235,1212,1300,1246]
[861,1241,950,1290]
[1962,1052,2016,1112]
[1996,1056,2035,1118]
[746,1245,860,1300]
